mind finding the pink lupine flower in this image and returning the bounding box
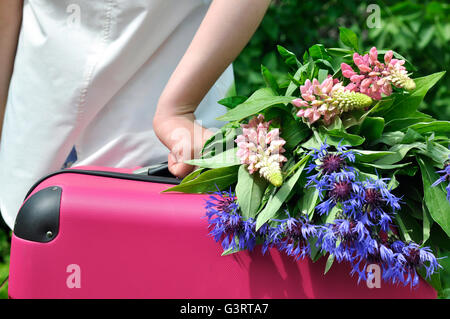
[235,114,287,186]
[292,76,372,125]
[341,47,415,100]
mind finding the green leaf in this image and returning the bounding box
[261,64,280,94]
[308,237,322,262]
[360,162,412,170]
[201,123,239,157]
[235,165,267,220]
[315,59,335,72]
[264,107,310,150]
[422,201,433,244]
[383,72,446,122]
[430,225,450,251]
[395,212,412,242]
[356,170,379,183]
[299,187,319,220]
[277,45,301,69]
[384,116,434,133]
[285,62,312,97]
[339,27,359,51]
[221,238,244,256]
[417,139,450,166]
[324,205,340,224]
[400,128,424,144]
[217,91,296,122]
[408,121,450,137]
[417,157,450,237]
[368,98,395,117]
[319,127,365,147]
[255,156,309,230]
[218,96,248,109]
[301,135,323,150]
[387,172,399,190]
[309,44,330,62]
[359,117,385,142]
[353,150,396,162]
[285,68,302,97]
[185,148,240,169]
[375,142,425,165]
[326,47,353,57]
[396,208,423,244]
[179,168,206,184]
[372,131,405,146]
[317,69,328,83]
[163,166,238,194]
[283,121,310,151]
[324,253,335,275]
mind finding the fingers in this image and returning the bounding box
[168,152,194,178]
[154,113,215,179]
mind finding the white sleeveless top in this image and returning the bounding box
[0,0,233,229]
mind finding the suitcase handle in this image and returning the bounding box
[132,162,172,176]
[24,164,181,200]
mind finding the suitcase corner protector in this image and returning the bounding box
[13,186,62,243]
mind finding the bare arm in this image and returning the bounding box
[154,0,270,177]
[0,0,23,141]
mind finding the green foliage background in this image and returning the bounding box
[0,0,448,298]
[234,0,449,121]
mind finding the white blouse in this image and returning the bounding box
[0,0,233,229]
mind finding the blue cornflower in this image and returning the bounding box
[360,177,401,230]
[205,190,255,251]
[305,142,364,217]
[317,223,339,254]
[390,241,442,287]
[271,214,319,260]
[315,198,335,216]
[432,162,450,202]
[318,218,370,264]
[205,189,239,220]
[308,141,356,175]
[350,239,442,288]
[315,176,363,217]
[350,236,397,284]
[305,141,357,193]
[336,141,356,162]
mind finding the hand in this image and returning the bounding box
[153,0,269,177]
[153,112,213,178]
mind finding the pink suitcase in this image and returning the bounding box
[8,165,437,299]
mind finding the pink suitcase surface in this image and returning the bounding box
[8,166,437,299]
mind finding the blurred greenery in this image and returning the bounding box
[0,223,10,299]
[234,0,449,121]
[0,0,448,299]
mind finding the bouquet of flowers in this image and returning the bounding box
[166,28,449,293]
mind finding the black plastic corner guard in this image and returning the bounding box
[14,186,62,243]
